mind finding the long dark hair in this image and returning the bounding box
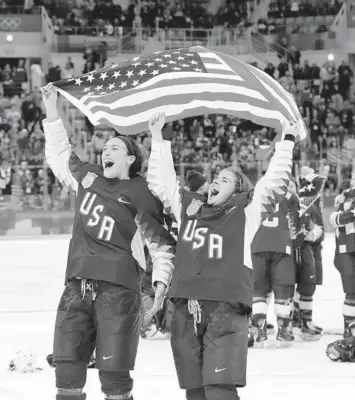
[115,135,143,178]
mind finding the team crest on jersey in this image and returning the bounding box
[186,198,203,217]
[81,172,98,189]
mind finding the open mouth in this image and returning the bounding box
[103,160,115,169]
[210,186,220,197]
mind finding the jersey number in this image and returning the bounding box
[182,220,223,259]
[80,192,115,242]
[262,203,279,228]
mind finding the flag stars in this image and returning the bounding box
[113,71,121,79]
[100,72,108,81]
[132,62,141,67]
[126,70,134,78]
[151,70,159,76]
[163,54,172,58]
[181,64,189,67]
[95,85,103,91]
[75,78,82,86]
[145,62,154,67]
[168,60,176,64]
[110,63,118,69]
[132,80,140,87]
[194,68,202,72]
[120,81,127,88]
[172,67,181,71]
[131,57,140,62]
[159,64,167,68]
[186,53,194,56]
[108,83,115,90]
[190,60,198,65]
[86,74,94,83]
[154,58,162,62]
[177,56,185,60]
[138,69,146,76]
[82,87,91,92]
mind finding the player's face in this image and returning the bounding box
[208,169,236,206]
[102,137,136,179]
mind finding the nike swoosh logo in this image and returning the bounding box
[225,206,238,215]
[118,196,131,204]
[103,356,113,360]
[215,367,227,373]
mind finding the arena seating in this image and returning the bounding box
[0,0,352,210]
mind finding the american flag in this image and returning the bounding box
[52,46,307,139]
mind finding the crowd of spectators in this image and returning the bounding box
[0,0,353,210]
[1,50,354,210]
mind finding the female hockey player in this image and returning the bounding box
[147,112,299,400]
[41,85,175,400]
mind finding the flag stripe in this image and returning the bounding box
[88,91,282,119]
[81,73,246,103]
[85,83,269,111]
[86,99,289,129]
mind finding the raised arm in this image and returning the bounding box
[246,123,297,227]
[146,112,183,226]
[41,85,89,192]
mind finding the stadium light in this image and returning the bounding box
[6,34,13,43]
[328,53,334,61]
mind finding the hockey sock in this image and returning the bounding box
[105,394,132,400]
[204,384,239,400]
[344,294,355,336]
[56,390,86,400]
[186,388,207,400]
[297,284,315,323]
[252,297,267,325]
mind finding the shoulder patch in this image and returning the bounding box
[186,198,203,217]
[81,172,98,189]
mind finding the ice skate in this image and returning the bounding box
[300,320,322,341]
[276,318,293,348]
[253,320,268,348]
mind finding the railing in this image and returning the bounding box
[0,6,42,14]
[0,159,343,236]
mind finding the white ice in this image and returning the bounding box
[0,233,353,400]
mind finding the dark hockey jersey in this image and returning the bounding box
[44,118,175,294]
[330,188,355,254]
[147,137,294,308]
[251,192,299,255]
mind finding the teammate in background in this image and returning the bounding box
[250,178,301,347]
[329,181,355,339]
[293,170,325,339]
[147,112,298,400]
[41,85,175,400]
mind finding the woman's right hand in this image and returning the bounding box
[148,112,165,142]
[41,83,59,122]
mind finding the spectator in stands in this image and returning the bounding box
[264,62,275,78]
[46,63,61,83]
[337,60,353,100]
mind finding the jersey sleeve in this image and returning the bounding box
[43,118,89,192]
[246,139,294,226]
[330,203,355,228]
[133,188,176,289]
[147,140,184,227]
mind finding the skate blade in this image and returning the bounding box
[254,340,268,349]
[300,333,321,342]
[276,340,293,348]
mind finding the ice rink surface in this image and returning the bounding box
[0,233,353,400]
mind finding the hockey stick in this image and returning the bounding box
[323,328,344,336]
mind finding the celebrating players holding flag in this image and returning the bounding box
[147,112,299,400]
[41,84,175,400]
